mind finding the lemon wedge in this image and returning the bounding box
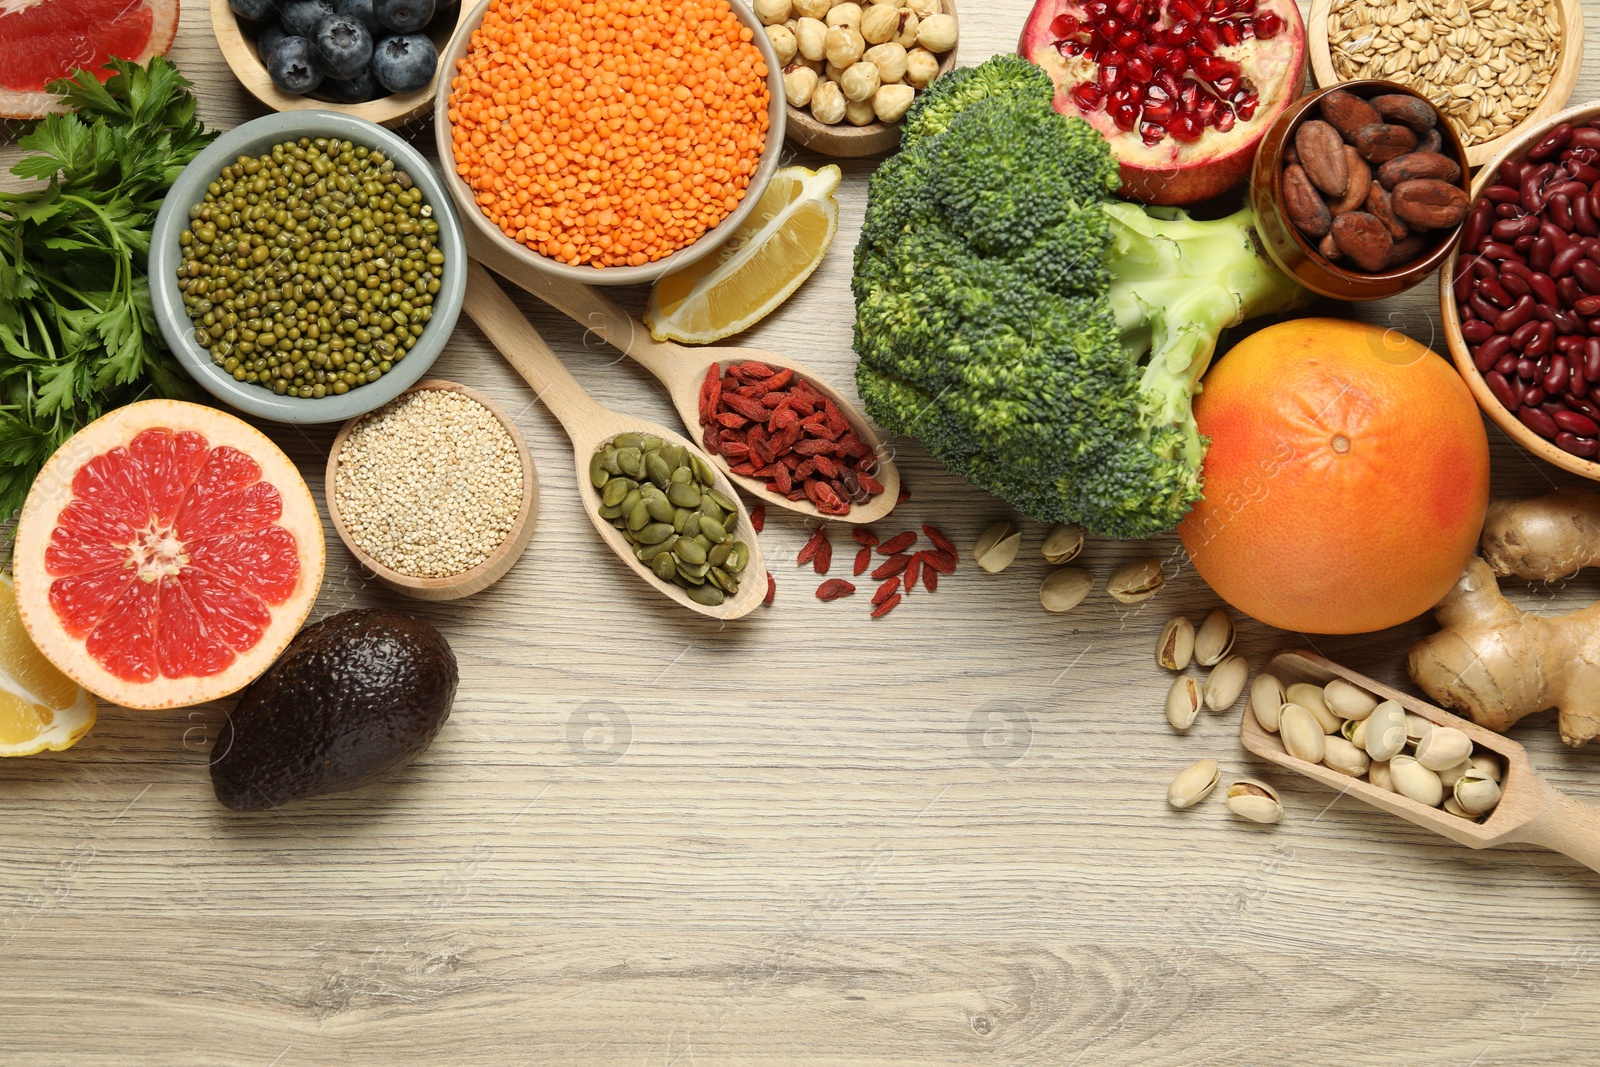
[0,573,95,756]
[645,165,841,344]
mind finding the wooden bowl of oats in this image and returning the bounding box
[1308,0,1582,168]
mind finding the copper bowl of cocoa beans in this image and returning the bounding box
[1442,101,1600,482]
[1251,80,1471,301]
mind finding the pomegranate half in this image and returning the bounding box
[12,400,325,710]
[1020,0,1305,206]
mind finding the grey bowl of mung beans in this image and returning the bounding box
[149,110,467,425]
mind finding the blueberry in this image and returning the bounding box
[335,0,378,30]
[318,66,382,103]
[310,15,373,79]
[280,0,336,37]
[267,36,325,95]
[370,33,437,94]
[256,21,288,64]
[230,0,281,20]
[375,0,435,34]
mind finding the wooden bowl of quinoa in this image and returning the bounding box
[326,380,539,600]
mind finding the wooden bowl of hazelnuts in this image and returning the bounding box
[754,0,960,158]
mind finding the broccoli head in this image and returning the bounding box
[853,56,1306,539]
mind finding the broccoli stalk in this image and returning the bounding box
[852,56,1306,539]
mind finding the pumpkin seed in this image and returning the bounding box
[687,582,726,606]
[669,483,702,508]
[589,451,610,487]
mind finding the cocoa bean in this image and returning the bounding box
[1319,90,1382,141]
[1391,178,1470,229]
[1353,122,1419,163]
[1284,143,1299,166]
[1332,212,1395,272]
[1295,120,1350,196]
[1418,128,1443,154]
[1370,94,1438,133]
[1385,234,1430,269]
[1329,145,1371,214]
[1367,180,1410,240]
[1283,163,1334,238]
[1378,151,1463,188]
[1318,232,1342,262]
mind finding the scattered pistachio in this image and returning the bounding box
[1193,608,1236,667]
[1040,567,1093,613]
[1342,716,1369,749]
[1204,654,1249,711]
[1250,674,1285,731]
[1323,678,1379,721]
[1166,676,1202,731]
[1042,523,1086,565]
[1436,758,1474,789]
[1442,795,1475,819]
[1415,725,1472,771]
[1168,758,1220,809]
[1469,753,1503,784]
[1390,755,1444,806]
[1323,735,1371,778]
[1454,770,1503,816]
[1226,779,1284,824]
[1286,682,1341,733]
[973,522,1022,573]
[1368,760,1394,791]
[1107,558,1165,603]
[1280,703,1327,764]
[1156,616,1195,671]
[1364,700,1408,762]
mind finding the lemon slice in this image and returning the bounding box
[645,164,842,344]
[0,573,95,756]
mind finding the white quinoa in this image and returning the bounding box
[334,389,523,578]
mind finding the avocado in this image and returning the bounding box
[210,609,457,811]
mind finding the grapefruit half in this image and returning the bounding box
[13,400,325,710]
[0,0,180,119]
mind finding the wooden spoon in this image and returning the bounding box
[464,231,901,525]
[1242,649,1600,873]
[460,260,766,621]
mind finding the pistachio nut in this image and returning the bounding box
[1193,608,1236,667]
[1167,758,1220,809]
[1469,753,1504,784]
[1042,523,1086,565]
[1364,700,1408,763]
[1107,557,1165,603]
[1204,654,1249,712]
[1341,717,1368,749]
[1166,676,1202,731]
[1286,683,1341,733]
[1323,735,1372,778]
[1415,725,1472,771]
[1404,712,1434,746]
[1156,616,1195,671]
[973,521,1022,573]
[1250,674,1286,732]
[1436,758,1474,789]
[1279,703,1326,764]
[1442,795,1475,819]
[1390,755,1444,807]
[1226,779,1284,824]
[1454,769,1503,816]
[1368,760,1394,791]
[1323,678,1379,721]
[1040,567,1093,613]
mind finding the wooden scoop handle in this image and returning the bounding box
[1517,780,1600,874]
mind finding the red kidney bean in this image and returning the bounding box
[1481,240,1519,260]
[1530,124,1573,162]
[1497,295,1538,333]
[1516,234,1538,255]
[1551,194,1576,232]
[1591,385,1600,407]
[1495,215,1542,240]
[1470,291,1502,322]
[1502,258,1533,279]
[1571,164,1600,186]
[1510,319,1541,350]
[1553,408,1598,436]
[1587,339,1600,380]
[1495,203,1523,219]
[1487,372,1520,410]
[1501,160,1524,186]
[1528,321,1556,358]
[1573,398,1600,420]
[1521,405,1560,438]
[1548,181,1589,204]
[1525,387,1549,407]
[1575,258,1600,293]
[1472,255,1498,280]
[1576,296,1600,316]
[1501,272,1532,298]
[1478,277,1513,308]
[1573,128,1600,151]
[1559,276,1584,306]
[1523,177,1547,214]
[1516,357,1539,380]
[1485,184,1522,203]
[1464,202,1492,249]
[1495,354,1519,374]
[1571,360,1589,397]
[1553,308,1582,335]
[1545,356,1572,394]
[1531,238,1555,273]
[1557,335,1586,354]
[1551,244,1587,278]
[1542,222,1572,251]
[1462,318,1495,343]
[1576,193,1600,237]
[1477,332,1513,367]
[1556,432,1600,457]
[1530,272,1559,305]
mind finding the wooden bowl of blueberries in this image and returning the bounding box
[212,0,472,127]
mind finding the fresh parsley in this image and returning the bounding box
[0,57,217,528]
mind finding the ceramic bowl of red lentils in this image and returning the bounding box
[434,0,787,286]
[1442,100,1600,481]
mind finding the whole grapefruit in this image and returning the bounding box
[1177,319,1489,635]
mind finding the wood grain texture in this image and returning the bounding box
[6,3,1600,1064]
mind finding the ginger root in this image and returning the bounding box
[1480,488,1600,581]
[1408,558,1600,747]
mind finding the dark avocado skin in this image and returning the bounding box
[210,609,458,811]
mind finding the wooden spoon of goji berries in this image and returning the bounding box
[460,260,766,621]
[463,233,901,525]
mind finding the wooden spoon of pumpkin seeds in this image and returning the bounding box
[461,260,765,620]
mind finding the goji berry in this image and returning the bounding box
[857,472,885,495]
[852,528,878,547]
[877,531,917,555]
[816,579,856,601]
[813,538,832,574]
[854,547,871,575]
[905,553,922,592]
[751,505,765,533]
[923,525,956,556]
[924,567,938,593]
[797,525,827,566]
[871,593,902,618]
[872,554,911,580]
[737,360,775,379]
[764,573,776,606]
[873,575,901,605]
[897,485,911,506]
[920,550,957,574]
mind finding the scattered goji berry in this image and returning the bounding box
[871,593,902,618]
[816,579,856,601]
[797,525,828,566]
[904,553,922,592]
[854,547,872,575]
[923,524,956,557]
[751,505,765,533]
[877,531,917,555]
[852,528,879,547]
[764,572,776,606]
[924,567,938,593]
[896,485,911,505]
[813,538,832,574]
[871,553,911,580]
[919,549,957,574]
[873,575,901,605]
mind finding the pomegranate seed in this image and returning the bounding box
[1085,0,1110,16]
[1163,48,1189,74]
[1144,98,1175,123]
[1236,93,1258,121]
[1060,40,1086,57]
[1126,56,1153,83]
[1168,20,1193,42]
[1179,81,1200,110]
[1051,12,1081,35]
[1218,19,1241,45]
[1111,102,1140,130]
[1140,120,1167,145]
[1214,103,1236,131]
[1099,63,1124,90]
[1195,94,1217,123]
[1072,82,1104,110]
[1212,73,1240,97]
[1114,0,1140,18]
[1170,111,1203,142]
[1115,28,1143,51]
[1237,16,1254,35]
[1102,14,1125,36]
[1255,10,1282,37]
[1172,0,1201,22]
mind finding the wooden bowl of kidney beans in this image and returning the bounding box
[1444,102,1600,480]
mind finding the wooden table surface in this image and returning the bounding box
[6,3,1600,1064]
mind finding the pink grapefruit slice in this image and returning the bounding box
[13,400,325,710]
[0,0,180,119]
